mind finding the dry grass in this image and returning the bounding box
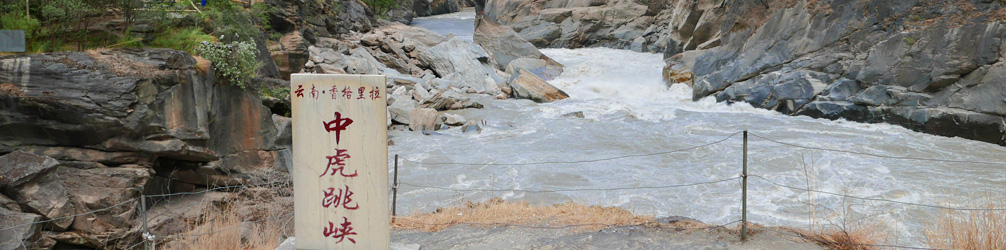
[392,198,659,232]
[163,187,294,250]
[794,227,886,250]
[925,198,1006,250]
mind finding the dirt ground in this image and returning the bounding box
[392,224,825,250]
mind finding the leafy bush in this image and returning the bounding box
[0,13,40,38]
[198,1,272,44]
[197,41,261,89]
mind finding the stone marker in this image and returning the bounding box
[0,30,25,52]
[291,74,389,250]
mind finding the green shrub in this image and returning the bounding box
[199,1,273,44]
[363,0,397,16]
[0,13,40,37]
[149,27,216,54]
[260,86,290,100]
[197,41,261,89]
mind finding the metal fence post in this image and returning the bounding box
[140,194,151,250]
[392,154,399,221]
[741,130,748,242]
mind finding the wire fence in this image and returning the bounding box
[3,131,1003,249]
[391,131,1005,249]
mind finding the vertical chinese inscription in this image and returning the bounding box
[291,74,389,250]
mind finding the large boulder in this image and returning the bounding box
[0,150,59,189]
[1,152,76,231]
[417,37,506,94]
[409,108,442,132]
[508,69,569,103]
[474,18,564,80]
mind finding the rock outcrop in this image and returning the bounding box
[485,0,700,52]
[0,48,291,248]
[418,37,507,95]
[664,1,1006,146]
[474,18,564,80]
[264,0,378,80]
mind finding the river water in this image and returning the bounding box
[396,9,1006,246]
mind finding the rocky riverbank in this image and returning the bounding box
[484,0,1006,145]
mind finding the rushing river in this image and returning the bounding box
[395,9,1006,246]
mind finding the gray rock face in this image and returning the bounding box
[264,0,375,44]
[0,151,59,189]
[668,1,1006,146]
[484,0,746,53]
[474,18,564,80]
[418,37,506,95]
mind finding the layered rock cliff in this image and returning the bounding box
[0,49,291,249]
[665,0,1006,145]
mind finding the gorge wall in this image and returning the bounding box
[669,0,1006,146]
[485,0,1006,145]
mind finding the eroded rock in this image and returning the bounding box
[508,69,569,103]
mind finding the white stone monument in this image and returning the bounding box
[291,74,389,250]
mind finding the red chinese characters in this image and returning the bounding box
[323,217,357,244]
[309,89,376,245]
[369,87,381,100]
[321,185,359,210]
[310,84,320,99]
[294,83,381,103]
[341,86,353,99]
[320,148,356,177]
[295,85,305,98]
[330,86,340,100]
[322,112,353,145]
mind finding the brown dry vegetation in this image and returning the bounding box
[162,186,294,250]
[788,227,886,250]
[925,199,1006,250]
[392,197,662,232]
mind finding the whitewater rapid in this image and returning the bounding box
[395,10,1006,246]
